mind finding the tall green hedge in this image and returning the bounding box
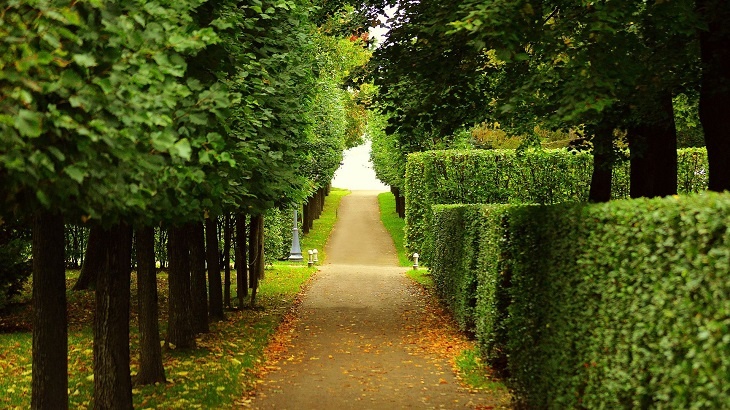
[430,204,484,333]
[431,193,730,408]
[407,148,709,264]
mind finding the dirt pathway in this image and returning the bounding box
[246,191,502,409]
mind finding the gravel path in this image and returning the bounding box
[246,191,503,409]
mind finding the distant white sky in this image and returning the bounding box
[331,140,389,191]
[369,6,396,47]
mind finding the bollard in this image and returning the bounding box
[307,250,314,267]
[412,253,419,270]
[312,249,319,264]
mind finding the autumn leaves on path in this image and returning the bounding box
[246,191,502,409]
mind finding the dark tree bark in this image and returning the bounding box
[235,213,248,308]
[628,94,678,198]
[31,211,68,410]
[391,187,406,218]
[223,213,232,309]
[73,226,105,291]
[205,216,225,320]
[166,225,196,349]
[697,0,730,192]
[302,201,310,234]
[93,223,133,410]
[248,214,265,308]
[588,123,614,203]
[189,221,209,333]
[134,226,165,385]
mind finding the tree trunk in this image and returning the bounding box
[189,221,209,334]
[73,226,105,291]
[697,0,730,192]
[223,213,232,309]
[588,123,614,203]
[156,228,168,270]
[302,201,310,234]
[628,94,678,198]
[31,211,68,410]
[166,225,196,349]
[93,223,133,410]
[391,187,406,218]
[205,216,225,321]
[249,214,264,308]
[134,226,165,385]
[235,213,248,308]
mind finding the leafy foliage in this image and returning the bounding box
[0,219,31,309]
[0,0,233,225]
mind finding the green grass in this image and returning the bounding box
[298,188,349,264]
[377,192,411,267]
[406,268,434,290]
[0,189,348,409]
[455,347,510,395]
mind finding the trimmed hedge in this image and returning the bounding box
[430,204,484,332]
[407,148,709,265]
[431,193,730,408]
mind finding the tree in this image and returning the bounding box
[31,211,67,409]
[166,225,196,349]
[205,215,225,320]
[696,0,730,192]
[134,227,166,385]
[93,223,133,409]
[189,221,209,333]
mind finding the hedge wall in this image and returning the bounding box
[430,204,484,333]
[431,192,730,408]
[407,148,709,265]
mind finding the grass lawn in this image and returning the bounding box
[377,192,411,267]
[0,189,349,409]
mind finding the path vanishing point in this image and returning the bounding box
[247,191,504,409]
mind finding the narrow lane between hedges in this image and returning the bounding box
[244,190,508,409]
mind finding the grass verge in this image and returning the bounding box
[403,264,511,405]
[0,189,348,409]
[377,192,411,267]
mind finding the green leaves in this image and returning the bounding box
[13,110,43,138]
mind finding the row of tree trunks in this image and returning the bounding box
[33,210,262,406]
[390,186,406,217]
[302,185,328,234]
